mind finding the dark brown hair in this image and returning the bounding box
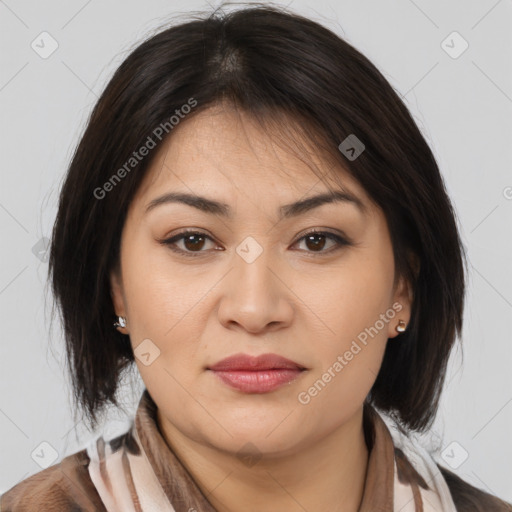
[47,5,512,507]
[50,4,464,437]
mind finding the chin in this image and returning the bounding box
[198,411,311,453]
[207,428,306,460]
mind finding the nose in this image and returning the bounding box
[216,248,294,334]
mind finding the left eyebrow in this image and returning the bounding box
[145,190,368,219]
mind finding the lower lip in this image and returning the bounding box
[209,369,304,393]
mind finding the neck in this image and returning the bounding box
[157,406,370,512]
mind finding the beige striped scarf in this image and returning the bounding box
[85,390,457,511]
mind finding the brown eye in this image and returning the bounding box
[303,233,328,251]
[159,229,350,258]
[294,230,350,255]
[182,233,207,251]
[160,230,218,257]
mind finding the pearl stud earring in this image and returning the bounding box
[396,320,406,333]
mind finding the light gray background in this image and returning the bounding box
[1,0,511,502]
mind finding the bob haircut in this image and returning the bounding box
[49,3,467,433]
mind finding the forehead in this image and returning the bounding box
[134,104,372,211]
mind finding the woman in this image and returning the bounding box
[2,4,510,511]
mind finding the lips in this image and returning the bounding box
[208,353,306,372]
[207,353,307,393]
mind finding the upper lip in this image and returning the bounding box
[207,353,306,371]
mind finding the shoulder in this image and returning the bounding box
[0,447,107,512]
[438,464,512,511]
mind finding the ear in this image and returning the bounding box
[387,273,413,340]
[110,267,129,334]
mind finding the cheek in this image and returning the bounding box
[117,253,201,410]
[121,235,208,340]
[296,311,388,428]
[294,251,394,406]
[303,248,395,341]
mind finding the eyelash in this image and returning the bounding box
[158,228,351,258]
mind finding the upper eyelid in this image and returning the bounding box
[162,228,346,242]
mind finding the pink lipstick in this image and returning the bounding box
[207,353,307,393]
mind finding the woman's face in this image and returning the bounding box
[110,105,412,457]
